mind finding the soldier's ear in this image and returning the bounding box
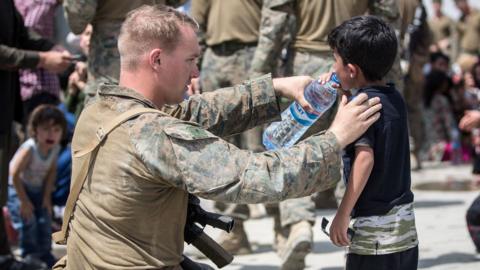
[149,49,162,70]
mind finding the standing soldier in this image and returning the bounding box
[428,0,455,57]
[249,1,401,269]
[190,0,292,257]
[454,0,480,72]
[399,0,432,170]
[63,0,187,104]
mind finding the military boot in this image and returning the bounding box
[217,219,252,255]
[279,221,313,270]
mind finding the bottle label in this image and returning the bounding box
[289,102,317,126]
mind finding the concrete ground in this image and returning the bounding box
[186,162,480,269]
[48,162,480,269]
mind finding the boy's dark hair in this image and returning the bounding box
[328,15,398,82]
[28,104,67,139]
[430,51,450,64]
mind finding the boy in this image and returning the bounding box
[7,104,66,267]
[327,16,419,270]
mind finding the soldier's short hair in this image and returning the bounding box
[118,5,198,70]
[327,15,397,82]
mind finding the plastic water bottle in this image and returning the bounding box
[263,74,340,150]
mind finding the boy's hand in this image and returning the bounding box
[20,199,34,221]
[330,213,351,247]
[187,77,201,96]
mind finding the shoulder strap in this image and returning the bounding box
[53,107,165,244]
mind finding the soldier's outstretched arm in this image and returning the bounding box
[133,93,380,204]
[161,74,281,138]
[162,75,318,138]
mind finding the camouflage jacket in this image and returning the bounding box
[249,0,401,77]
[67,74,341,268]
[63,0,186,88]
[191,0,293,76]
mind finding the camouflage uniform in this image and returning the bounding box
[191,0,290,228]
[456,8,480,71]
[63,0,186,103]
[65,74,342,268]
[428,3,455,57]
[251,0,402,229]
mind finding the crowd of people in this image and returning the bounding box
[0,0,479,270]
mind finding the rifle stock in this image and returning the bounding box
[183,195,235,269]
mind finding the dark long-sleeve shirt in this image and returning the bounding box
[0,0,54,133]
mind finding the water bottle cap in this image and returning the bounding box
[330,73,340,84]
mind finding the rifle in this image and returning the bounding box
[182,195,235,269]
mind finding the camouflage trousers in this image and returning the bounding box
[83,24,122,106]
[385,52,404,96]
[200,45,264,220]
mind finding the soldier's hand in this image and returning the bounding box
[272,76,315,114]
[328,94,381,148]
[38,50,72,73]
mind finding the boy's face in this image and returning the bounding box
[35,121,63,150]
[332,50,354,90]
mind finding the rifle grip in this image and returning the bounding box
[191,231,233,268]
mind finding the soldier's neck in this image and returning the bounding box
[119,69,164,108]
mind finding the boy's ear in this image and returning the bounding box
[347,63,359,79]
